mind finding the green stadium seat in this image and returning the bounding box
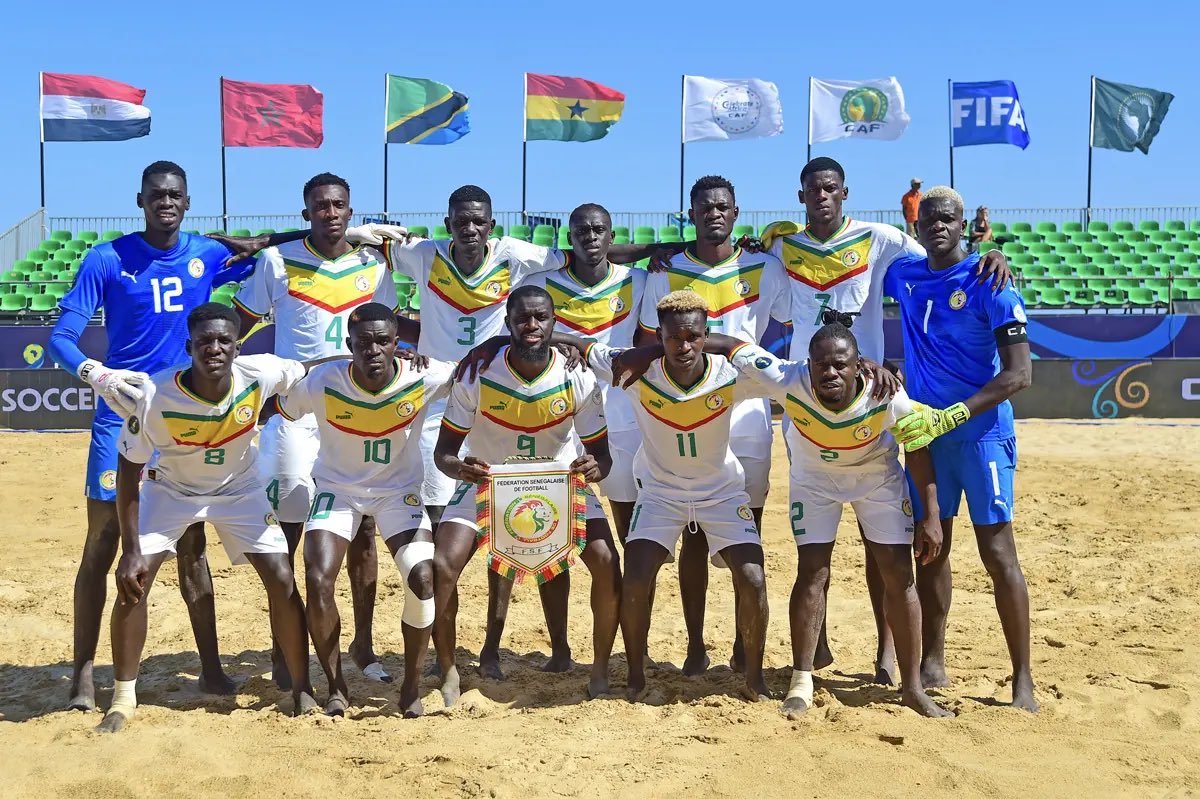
[1099,287,1127,307]
[492,225,504,238]
[1037,286,1069,307]
[1187,264,1200,279]
[1095,231,1120,245]
[1087,220,1109,233]
[229,228,252,237]
[1127,287,1163,308]
[557,229,571,247]
[633,225,655,241]
[612,226,630,239]
[409,290,421,311]
[1,294,28,312]
[1062,221,1084,234]
[1058,277,1085,291]
[1189,242,1200,256]
[533,224,555,239]
[1144,278,1171,293]
[1132,243,1157,259]
[1047,263,1075,279]
[183,229,200,235]
[1020,262,1046,277]
[612,235,631,245]
[1016,232,1042,246]
[1164,220,1186,232]
[65,239,88,254]
[1190,221,1200,233]
[1085,277,1112,292]
[660,232,683,244]
[40,239,64,253]
[1040,253,1064,266]
[990,221,1008,235]
[1001,243,1026,258]
[732,224,755,239]
[1020,286,1040,306]
[253,228,276,236]
[54,269,75,282]
[1028,243,1052,256]
[978,241,999,254]
[1162,241,1186,255]
[1149,230,1172,245]
[407,225,429,238]
[101,230,123,241]
[1131,263,1158,279]
[633,232,657,245]
[29,294,57,313]
[205,229,224,236]
[52,250,75,265]
[29,269,55,283]
[508,224,530,241]
[45,283,69,300]
[1112,220,1134,233]
[1035,222,1056,234]
[1044,232,1068,245]
[1115,277,1142,291]
[1075,260,1101,277]
[1012,254,1036,270]
[1,270,20,282]
[12,259,37,275]
[1053,243,1080,256]
[532,233,555,248]
[1069,232,1093,246]
[14,283,39,298]
[1123,231,1148,246]
[1069,287,1098,307]
[683,225,697,241]
[51,230,73,242]
[1175,230,1198,243]
[1137,220,1160,233]
[281,227,300,233]
[1080,243,1106,257]
[78,231,99,244]
[1146,253,1171,269]
[1177,252,1199,266]
[1100,261,1127,276]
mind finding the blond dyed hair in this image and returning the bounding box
[656,289,709,322]
[922,185,965,216]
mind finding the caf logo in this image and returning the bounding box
[853,424,873,441]
[734,278,751,296]
[736,504,754,521]
[396,400,415,418]
[265,512,278,526]
[355,274,371,292]
[1013,305,1028,323]
[127,416,141,434]
[609,295,626,313]
[188,258,205,278]
[234,404,255,424]
[704,393,725,410]
[840,87,889,124]
[841,250,862,267]
[404,493,421,506]
[754,356,772,370]
[549,397,568,416]
[485,281,503,297]
[23,343,45,368]
[949,289,968,310]
[99,470,117,491]
[901,499,913,517]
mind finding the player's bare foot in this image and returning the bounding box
[94,710,131,733]
[781,696,809,719]
[729,640,745,674]
[292,691,320,716]
[737,678,773,702]
[625,675,647,703]
[587,670,610,699]
[814,642,834,671]
[920,660,950,689]
[902,689,953,718]
[324,692,348,717]
[199,670,237,695]
[477,649,505,680]
[440,665,461,707]
[682,648,710,676]
[67,669,96,712]
[873,661,898,686]
[542,650,574,673]
[1012,673,1039,713]
[400,685,424,718]
[350,641,391,683]
[272,649,293,691]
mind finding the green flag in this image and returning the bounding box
[385,75,469,145]
[1092,78,1173,154]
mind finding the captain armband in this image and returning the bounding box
[994,322,1028,346]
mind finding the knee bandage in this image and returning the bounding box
[110,678,138,719]
[394,541,435,628]
[786,669,813,707]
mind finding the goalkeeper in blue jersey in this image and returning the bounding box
[48,161,254,712]
[886,187,1037,713]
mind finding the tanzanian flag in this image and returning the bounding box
[525,73,624,142]
[385,75,470,144]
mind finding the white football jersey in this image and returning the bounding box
[730,343,914,476]
[279,358,455,496]
[442,346,606,465]
[766,218,923,362]
[385,237,565,361]
[639,246,789,441]
[588,343,766,503]
[120,354,306,496]
[526,261,645,433]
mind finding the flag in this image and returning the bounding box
[1092,78,1174,155]
[809,77,910,143]
[221,78,323,148]
[385,75,469,144]
[683,76,783,143]
[40,72,151,142]
[525,74,624,142]
[951,81,1029,149]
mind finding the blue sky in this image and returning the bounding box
[1,0,1195,226]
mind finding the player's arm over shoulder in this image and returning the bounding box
[728,342,802,399]
[885,385,916,428]
[240,353,308,396]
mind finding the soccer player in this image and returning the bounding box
[432,286,620,704]
[586,290,771,704]
[48,160,251,711]
[232,173,402,685]
[638,175,790,676]
[705,316,951,719]
[749,157,1011,683]
[97,303,318,733]
[279,303,454,718]
[886,187,1037,712]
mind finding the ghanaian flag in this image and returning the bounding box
[525,73,624,142]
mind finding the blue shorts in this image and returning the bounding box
[84,406,123,502]
[908,436,1016,527]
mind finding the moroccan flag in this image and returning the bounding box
[525,73,624,142]
[40,72,151,142]
[385,75,470,144]
[221,78,323,148]
[1092,78,1173,155]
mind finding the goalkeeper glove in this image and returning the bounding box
[345,223,411,246]
[892,401,971,452]
[78,359,147,419]
[757,221,801,251]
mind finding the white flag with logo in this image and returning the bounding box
[683,76,783,143]
[809,77,910,142]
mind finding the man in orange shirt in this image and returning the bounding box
[901,178,922,237]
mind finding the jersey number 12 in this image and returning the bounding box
[151,277,184,313]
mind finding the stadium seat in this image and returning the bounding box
[612,235,631,245]
[1099,287,1127,307]
[1,270,20,282]
[533,224,555,239]
[1012,254,1036,270]
[1100,260,1127,276]
[1010,222,1032,234]
[1087,220,1109,233]
[633,232,657,245]
[1080,243,1106,258]
[1020,262,1046,277]
[78,230,99,244]
[1177,252,1199,266]
[409,290,421,311]
[28,294,56,313]
[683,225,697,241]
[1028,242,1052,256]
[634,226,656,241]
[1189,242,1200,256]
[1001,243,1026,258]
[1131,263,1158,279]
[612,226,630,239]
[45,283,69,301]
[1037,223,1058,235]
[1165,220,1186,232]
[14,283,39,298]
[732,224,755,240]
[1037,286,1069,307]
[1,294,27,312]
[508,224,530,241]
[205,229,224,236]
[253,228,276,236]
[406,225,429,238]
[1146,253,1171,270]
[978,241,999,254]
[65,240,88,254]
[1163,241,1186,255]
[1137,220,1160,233]
[1058,277,1085,291]
[1040,253,1064,266]
[660,231,683,244]
[1095,231,1120,245]
[1075,261,1101,277]
[1020,286,1040,306]
[40,239,64,254]
[51,230,73,242]
[532,233,555,248]
[1044,232,1068,245]
[1069,287,1097,307]
[1175,230,1198,243]
[991,221,1007,234]
[557,228,571,247]
[1062,221,1084,234]
[492,225,504,238]
[1123,231,1148,245]
[101,230,123,241]
[52,250,75,265]
[1068,232,1093,246]
[229,228,252,237]
[1054,243,1080,256]
[1127,287,1163,308]
[1149,230,1172,246]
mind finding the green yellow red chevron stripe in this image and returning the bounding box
[162,377,262,448]
[780,227,873,291]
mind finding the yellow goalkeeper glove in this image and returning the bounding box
[891,401,971,452]
[757,220,801,251]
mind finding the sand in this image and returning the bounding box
[0,420,1197,798]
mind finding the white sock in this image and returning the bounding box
[110,678,138,718]
[786,670,813,706]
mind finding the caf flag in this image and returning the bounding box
[1092,78,1173,155]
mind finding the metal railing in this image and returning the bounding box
[1,209,46,269]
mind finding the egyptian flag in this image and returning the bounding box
[40,72,151,142]
[525,73,624,142]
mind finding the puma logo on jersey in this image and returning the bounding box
[179,427,198,438]
[906,282,915,295]
[488,402,509,411]
[335,412,353,420]
[120,271,138,283]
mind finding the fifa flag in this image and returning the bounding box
[385,75,469,144]
[683,76,783,143]
[809,77,910,142]
[952,81,1030,149]
[1092,78,1174,155]
[40,72,151,142]
[525,73,625,142]
[221,78,323,148]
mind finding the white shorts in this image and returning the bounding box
[597,428,639,503]
[304,486,432,542]
[258,414,319,524]
[420,398,456,507]
[628,492,761,558]
[731,435,772,508]
[138,477,288,565]
[442,479,608,536]
[788,465,915,547]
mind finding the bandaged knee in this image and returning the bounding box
[110,678,138,719]
[394,540,435,628]
[786,669,813,707]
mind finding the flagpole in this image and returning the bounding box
[679,74,686,215]
[38,72,46,210]
[383,74,389,220]
[947,79,956,189]
[1086,75,1096,221]
[219,77,229,232]
[806,77,814,164]
[521,73,528,222]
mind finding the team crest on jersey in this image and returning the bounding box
[853,423,873,441]
[733,278,751,296]
[234,404,255,424]
[404,493,421,506]
[841,250,862,267]
[949,290,968,310]
[99,470,117,490]
[549,397,569,416]
[754,356,772,370]
[608,295,626,313]
[704,392,725,410]
[901,499,913,517]
[736,504,754,521]
[354,274,371,292]
[188,258,205,278]
[396,400,416,418]
[486,281,503,297]
[265,512,278,526]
